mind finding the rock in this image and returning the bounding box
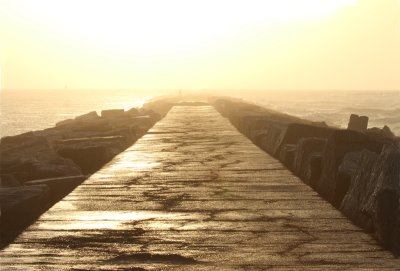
[367,125,395,139]
[259,124,286,155]
[383,125,394,137]
[0,184,51,248]
[252,131,268,148]
[55,136,126,174]
[0,185,50,214]
[335,150,368,206]
[347,114,368,132]
[236,115,270,136]
[340,150,379,232]
[140,109,161,122]
[337,151,365,181]
[55,119,74,127]
[130,115,153,127]
[126,107,139,115]
[278,144,296,170]
[6,172,29,183]
[55,135,127,146]
[75,111,99,121]
[70,118,113,133]
[311,121,329,127]
[293,138,327,181]
[274,123,335,156]
[340,144,400,255]
[0,135,82,183]
[212,99,317,155]
[1,132,46,147]
[0,174,21,187]
[104,127,138,145]
[305,154,323,187]
[142,101,173,119]
[57,146,113,174]
[25,175,86,202]
[0,159,36,183]
[317,130,389,207]
[101,109,125,118]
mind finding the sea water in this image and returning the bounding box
[0,90,157,137]
[1,90,399,137]
[246,90,400,136]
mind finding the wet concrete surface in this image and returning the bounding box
[1,106,399,270]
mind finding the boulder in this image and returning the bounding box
[0,185,51,214]
[311,121,329,127]
[139,109,161,122]
[142,101,173,119]
[236,115,270,136]
[367,125,395,139]
[55,119,74,127]
[0,135,82,183]
[316,130,389,207]
[334,151,366,205]
[0,155,81,183]
[0,159,36,183]
[278,144,296,170]
[259,124,286,155]
[25,175,86,202]
[0,184,51,248]
[55,135,127,146]
[305,154,323,187]
[70,118,113,133]
[293,138,327,180]
[383,125,395,137]
[274,123,335,156]
[5,172,29,183]
[0,174,21,187]
[340,150,379,231]
[32,127,69,143]
[1,132,46,147]
[101,109,125,118]
[245,118,288,145]
[126,107,139,115]
[130,115,153,127]
[104,127,138,144]
[347,114,368,132]
[75,111,99,121]
[55,136,126,174]
[340,144,400,255]
[252,131,268,148]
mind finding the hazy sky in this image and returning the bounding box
[1,0,399,91]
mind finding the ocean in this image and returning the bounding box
[0,90,156,138]
[244,90,400,136]
[1,90,399,137]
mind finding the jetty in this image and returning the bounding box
[1,105,399,270]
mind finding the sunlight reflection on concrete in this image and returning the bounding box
[37,211,198,230]
[107,161,161,171]
[106,151,162,172]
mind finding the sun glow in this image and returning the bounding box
[2,0,356,53]
[2,0,398,91]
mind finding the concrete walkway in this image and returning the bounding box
[1,106,399,270]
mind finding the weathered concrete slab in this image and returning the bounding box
[1,106,399,270]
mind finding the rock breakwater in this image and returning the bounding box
[0,98,174,248]
[213,98,400,255]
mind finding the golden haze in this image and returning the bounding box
[0,0,399,91]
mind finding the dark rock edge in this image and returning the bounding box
[0,98,178,249]
[212,97,400,256]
